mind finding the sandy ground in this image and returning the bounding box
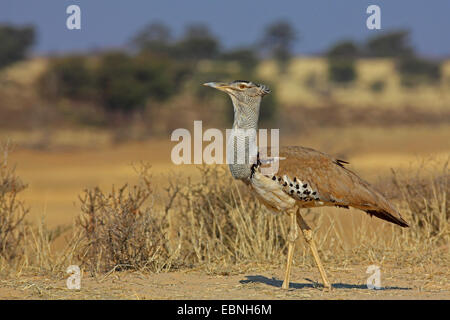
[1,263,449,300]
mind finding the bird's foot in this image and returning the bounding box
[322,283,332,292]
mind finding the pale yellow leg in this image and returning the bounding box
[296,210,332,290]
[282,210,298,289]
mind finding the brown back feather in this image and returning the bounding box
[275,146,408,227]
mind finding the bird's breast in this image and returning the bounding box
[250,171,296,214]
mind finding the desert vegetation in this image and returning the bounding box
[1,23,450,149]
[0,20,448,299]
[1,143,448,281]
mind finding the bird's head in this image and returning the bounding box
[203,80,270,105]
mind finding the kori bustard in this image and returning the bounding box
[204,80,408,290]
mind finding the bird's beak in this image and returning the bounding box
[203,82,230,92]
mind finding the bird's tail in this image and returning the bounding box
[364,208,409,228]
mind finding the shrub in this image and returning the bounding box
[0,143,29,263]
[326,40,358,84]
[97,52,173,113]
[0,24,35,69]
[328,59,357,84]
[220,48,259,74]
[260,20,298,71]
[370,80,385,93]
[76,166,173,274]
[39,55,96,100]
[327,40,359,59]
[173,24,220,61]
[365,30,413,58]
[397,57,441,87]
[131,22,173,57]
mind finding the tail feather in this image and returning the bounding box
[364,209,409,228]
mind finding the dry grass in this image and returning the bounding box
[0,147,448,287]
[75,164,175,275]
[0,142,28,264]
[257,57,450,111]
[390,159,449,247]
[163,166,288,270]
[70,159,449,275]
[0,56,448,298]
[0,143,80,276]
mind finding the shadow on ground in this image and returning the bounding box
[240,275,412,291]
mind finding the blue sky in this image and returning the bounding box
[1,0,449,57]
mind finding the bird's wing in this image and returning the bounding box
[263,146,408,227]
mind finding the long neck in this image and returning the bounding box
[228,96,261,180]
[231,98,260,131]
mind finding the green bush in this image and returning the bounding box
[328,59,357,84]
[326,41,358,84]
[260,20,298,71]
[397,57,441,87]
[327,40,359,59]
[97,52,173,113]
[220,48,259,74]
[0,24,35,69]
[40,55,96,100]
[370,80,385,93]
[365,30,413,58]
[173,24,220,61]
[131,22,173,57]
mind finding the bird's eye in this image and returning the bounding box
[239,84,246,89]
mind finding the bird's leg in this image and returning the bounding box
[282,209,298,289]
[296,210,332,290]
